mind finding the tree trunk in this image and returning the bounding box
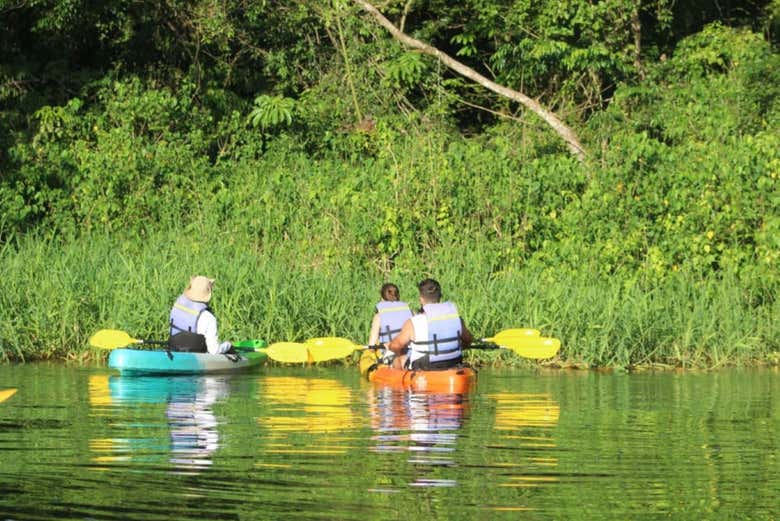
[352,0,587,161]
[631,3,645,80]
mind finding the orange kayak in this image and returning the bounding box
[366,364,476,393]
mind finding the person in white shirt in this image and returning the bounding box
[383,278,473,370]
[168,275,232,354]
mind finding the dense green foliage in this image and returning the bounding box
[0,1,777,366]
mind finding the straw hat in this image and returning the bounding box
[184,275,215,303]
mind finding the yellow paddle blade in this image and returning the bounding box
[497,336,561,359]
[304,337,361,362]
[0,388,17,403]
[308,344,359,362]
[265,342,311,364]
[489,328,541,343]
[88,329,141,349]
[305,337,358,350]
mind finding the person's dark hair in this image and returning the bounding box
[417,278,442,302]
[380,283,400,301]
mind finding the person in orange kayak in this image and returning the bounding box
[168,275,233,354]
[368,283,413,364]
[368,283,413,345]
[383,278,474,370]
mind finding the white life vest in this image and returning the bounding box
[376,300,413,342]
[408,302,463,364]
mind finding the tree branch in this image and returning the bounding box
[352,0,587,160]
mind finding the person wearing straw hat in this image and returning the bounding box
[168,275,232,354]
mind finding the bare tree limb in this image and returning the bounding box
[400,0,414,33]
[352,0,587,160]
[631,2,645,80]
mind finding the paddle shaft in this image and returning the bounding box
[305,329,559,362]
[468,342,501,350]
[90,329,314,362]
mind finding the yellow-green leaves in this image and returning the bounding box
[248,95,296,130]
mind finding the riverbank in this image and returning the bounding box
[1,231,776,369]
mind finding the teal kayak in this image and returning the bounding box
[108,347,267,376]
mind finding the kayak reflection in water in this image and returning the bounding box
[369,388,469,459]
[101,375,230,473]
[368,387,470,489]
[166,377,230,473]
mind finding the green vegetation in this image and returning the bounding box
[1,230,776,368]
[0,2,777,367]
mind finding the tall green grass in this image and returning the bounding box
[0,228,776,368]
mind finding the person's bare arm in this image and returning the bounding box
[368,313,381,345]
[460,319,474,348]
[385,319,413,354]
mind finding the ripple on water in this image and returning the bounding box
[1,365,779,520]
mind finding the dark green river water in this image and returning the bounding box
[0,363,778,520]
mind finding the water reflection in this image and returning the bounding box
[368,388,470,488]
[5,365,780,520]
[487,391,560,493]
[257,376,360,461]
[87,374,229,474]
[165,378,227,471]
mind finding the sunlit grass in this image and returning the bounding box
[0,228,776,369]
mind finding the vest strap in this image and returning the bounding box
[174,302,201,316]
[379,324,402,341]
[428,312,459,322]
[379,305,412,314]
[414,333,461,355]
